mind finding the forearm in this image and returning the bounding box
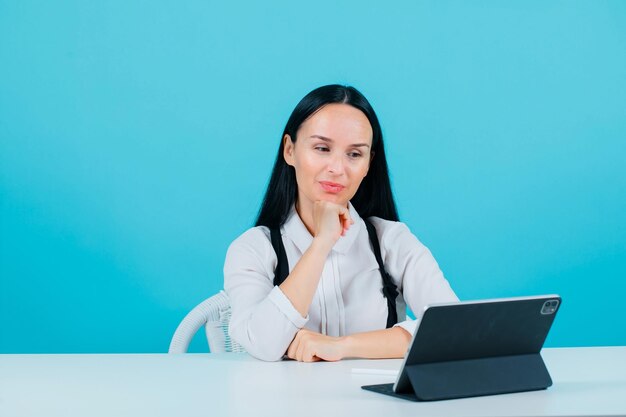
[228,286,309,361]
[340,326,412,359]
[279,238,332,317]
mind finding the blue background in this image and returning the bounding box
[1,1,625,353]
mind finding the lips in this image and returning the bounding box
[319,181,346,193]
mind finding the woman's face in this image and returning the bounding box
[283,103,373,212]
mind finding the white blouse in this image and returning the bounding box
[223,202,458,361]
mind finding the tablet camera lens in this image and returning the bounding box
[541,300,558,314]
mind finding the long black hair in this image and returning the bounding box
[255,84,399,228]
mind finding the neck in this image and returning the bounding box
[295,200,315,236]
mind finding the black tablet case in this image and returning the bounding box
[362,296,560,401]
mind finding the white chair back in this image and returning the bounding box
[169,290,245,353]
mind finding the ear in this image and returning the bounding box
[283,134,295,167]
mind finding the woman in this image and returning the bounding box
[224,84,458,362]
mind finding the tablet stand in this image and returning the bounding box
[363,353,552,401]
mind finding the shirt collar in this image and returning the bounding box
[282,201,363,255]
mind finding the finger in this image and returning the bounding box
[296,330,316,362]
[287,331,302,359]
[303,342,322,363]
[339,206,351,220]
[342,215,351,235]
[288,343,297,360]
[344,211,353,226]
[286,333,298,359]
[296,336,306,362]
[338,209,350,228]
[303,348,315,363]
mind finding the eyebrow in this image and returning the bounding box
[309,135,371,148]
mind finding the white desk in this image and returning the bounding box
[1,347,625,417]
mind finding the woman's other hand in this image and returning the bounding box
[286,328,346,362]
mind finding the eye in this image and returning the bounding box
[314,146,330,152]
[348,151,363,159]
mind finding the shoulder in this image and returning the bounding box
[366,217,425,252]
[366,216,413,240]
[229,225,272,247]
[225,226,274,266]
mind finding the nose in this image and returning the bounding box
[327,152,345,175]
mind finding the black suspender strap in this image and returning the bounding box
[269,220,399,328]
[270,227,289,287]
[363,218,399,328]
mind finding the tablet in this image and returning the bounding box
[362,294,561,401]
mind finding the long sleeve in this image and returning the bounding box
[370,218,459,336]
[223,227,308,361]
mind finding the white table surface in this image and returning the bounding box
[1,347,625,417]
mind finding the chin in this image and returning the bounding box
[320,195,349,205]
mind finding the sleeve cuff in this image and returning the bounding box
[394,319,418,336]
[267,286,309,329]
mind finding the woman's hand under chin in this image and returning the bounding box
[311,200,354,249]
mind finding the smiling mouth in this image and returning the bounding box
[319,181,345,193]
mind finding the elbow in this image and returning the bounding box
[229,323,287,362]
[249,347,286,362]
